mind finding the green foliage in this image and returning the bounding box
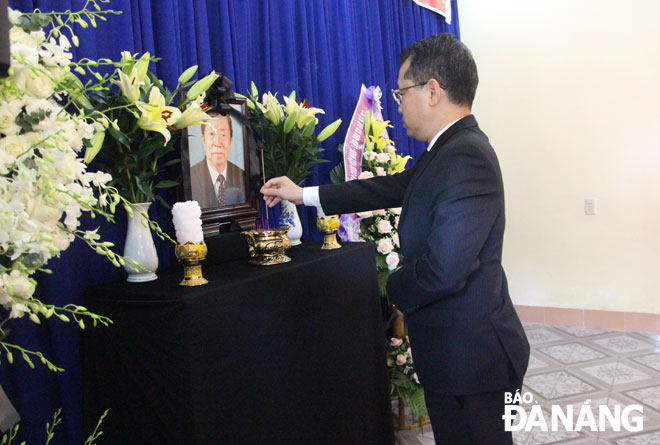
[387,336,428,420]
[15,110,50,134]
[1,409,109,445]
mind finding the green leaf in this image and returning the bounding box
[329,162,345,184]
[107,126,131,148]
[134,176,153,201]
[160,158,181,168]
[153,140,176,160]
[137,138,163,159]
[154,180,178,189]
[154,194,171,209]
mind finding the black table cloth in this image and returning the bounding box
[82,241,394,444]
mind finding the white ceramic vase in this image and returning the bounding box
[278,199,302,246]
[123,202,158,282]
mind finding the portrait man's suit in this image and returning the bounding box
[319,115,529,401]
[190,158,245,209]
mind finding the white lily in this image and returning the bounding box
[259,92,283,125]
[173,102,211,129]
[136,87,182,143]
[113,68,142,103]
[282,95,324,129]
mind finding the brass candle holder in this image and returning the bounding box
[317,215,341,250]
[242,226,292,266]
[174,241,209,286]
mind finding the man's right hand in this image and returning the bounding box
[260,176,304,208]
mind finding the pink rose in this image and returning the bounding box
[392,207,402,215]
[357,210,373,218]
[376,152,390,163]
[392,233,400,247]
[390,338,403,347]
[363,151,376,161]
[377,238,394,255]
[358,171,374,180]
[375,167,386,176]
[377,220,392,234]
[395,216,400,227]
[374,209,386,216]
[386,252,400,270]
[396,354,406,366]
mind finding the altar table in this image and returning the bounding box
[82,241,394,444]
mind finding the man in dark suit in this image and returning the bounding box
[261,33,529,444]
[190,112,245,208]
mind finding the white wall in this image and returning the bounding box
[458,0,660,313]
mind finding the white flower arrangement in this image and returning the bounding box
[0,3,174,371]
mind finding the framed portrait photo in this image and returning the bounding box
[181,98,259,235]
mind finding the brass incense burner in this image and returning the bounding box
[242,226,292,266]
[175,241,209,286]
[317,215,341,250]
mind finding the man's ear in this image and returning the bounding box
[427,78,444,106]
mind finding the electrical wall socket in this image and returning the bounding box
[585,198,596,215]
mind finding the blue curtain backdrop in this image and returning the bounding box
[2,0,459,442]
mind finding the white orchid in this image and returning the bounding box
[0,6,133,339]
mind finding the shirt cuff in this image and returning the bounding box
[302,186,326,217]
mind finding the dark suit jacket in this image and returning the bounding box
[319,115,529,395]
[190,158,246,209]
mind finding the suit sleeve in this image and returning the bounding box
[386,147,501,314]
[318,168,414,215]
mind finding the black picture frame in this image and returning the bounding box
[181,98,259,235]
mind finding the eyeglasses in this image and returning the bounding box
[391,83,427,105]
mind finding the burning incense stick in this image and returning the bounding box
[260,148,269,225]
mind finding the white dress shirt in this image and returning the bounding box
[207,158,227,184]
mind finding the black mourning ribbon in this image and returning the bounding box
[205,75,247,124]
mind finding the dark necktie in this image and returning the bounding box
[216,174,226,206]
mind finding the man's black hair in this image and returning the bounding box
[400,33,478,107]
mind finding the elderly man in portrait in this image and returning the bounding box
[190,111,246,208]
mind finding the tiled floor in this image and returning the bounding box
[395,323,660,444]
